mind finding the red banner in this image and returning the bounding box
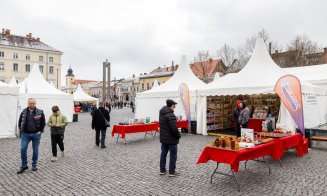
[274,75,304,135]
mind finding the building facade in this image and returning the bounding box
[0,29,63,88]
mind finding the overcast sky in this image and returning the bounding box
[1,0,327,85]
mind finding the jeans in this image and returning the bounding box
[21,132,41,167]
[95,129,106,147]
[51,134,64,157]
[160,144,177,174]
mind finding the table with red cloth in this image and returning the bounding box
[152,120,189,129]
[271,133,307,161]
[111,123,159,143]
[197,142,275,191]
[248,118,265,132]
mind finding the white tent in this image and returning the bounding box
[0,81,19,138]
[283,64,327,89]
[196,39,327,135]
[73,84,99,106]
[18,64,74,122]
[151,80,159,89]
[212,72,221,82]
[9,77,17,86]
[135,55,207,121]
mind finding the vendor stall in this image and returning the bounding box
[196,39,327,136]
[73,84,99,112]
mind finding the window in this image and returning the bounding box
[49,66,54,74]
[137,87,139,92]
[0,51,4,58]
[13,63,18,72]
[49,57,53,62]
[25,64,30,72]
[147,83,150,90]
[39,65,44,73]
[26,54,30,60]
[39,56,43,62]
[158,82,160,85]
[152,82,154,87]
[0,62,4,71]
[142,83,144,90]
[13,53,18,59]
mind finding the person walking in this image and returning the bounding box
[159,99,181,177]
[47,106,68,162]
[17,98,45,174]
[92,103,110,148]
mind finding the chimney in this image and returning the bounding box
[36,37,40,41]
[209,58,213,62]
[324,47,327,53]
[144,73,146,75]
[140,73,142,75]
[2,28,5,35]
[275,50,279,54]
[133,74,135,78]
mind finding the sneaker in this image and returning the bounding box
[61,151,65,158]
[168,171,180,177]
[32,166,38,171]
[101,146,107,149]
[51,157,58,162]
[17,166,28,174]
[159,171,167,175]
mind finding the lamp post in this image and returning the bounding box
[56,68,59,89]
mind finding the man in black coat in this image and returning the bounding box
[92,103,110,148]
[159,99,181,177]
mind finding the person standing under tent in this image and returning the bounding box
[238,101,250,129]
[232,100,242,137]
[17,98,45,174]
[47,106,68,162]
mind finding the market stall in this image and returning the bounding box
[112,123,159,143]
[196,39,327,135]
[18,64,74,122]
[0,81,19,138]
[135,55,207,121]
[73,84,99,112]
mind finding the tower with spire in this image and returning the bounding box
[65,66,75,94]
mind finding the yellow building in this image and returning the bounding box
[138,65,177,91]
[0,29,63,88]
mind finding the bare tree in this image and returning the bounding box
[244,28,281,55]
[217,44,236,67]
[287,34,320,55]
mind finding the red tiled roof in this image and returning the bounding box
[74,79,99,85]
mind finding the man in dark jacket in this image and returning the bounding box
[159,99,181,177]
[92,103,110,148]
[17,98,45,174]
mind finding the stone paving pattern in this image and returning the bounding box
[1,108,327,196]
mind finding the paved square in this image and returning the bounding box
[1,109,327,196]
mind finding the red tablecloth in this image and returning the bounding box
[248,118,264,132]
[111,123,159,139]
[196,142,275,173]
[152,120,189,129]
[272,133,306,160]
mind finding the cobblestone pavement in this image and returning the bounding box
[1,108,327,196]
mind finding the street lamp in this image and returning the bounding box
[56,68,59,89]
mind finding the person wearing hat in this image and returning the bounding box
[92,102,110,148]
[159,99,181,177]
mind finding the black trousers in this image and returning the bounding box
[95,129,106,147]
[51,134,64,157]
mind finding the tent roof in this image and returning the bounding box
[73,84,98,102]
[140,55,206,94]
[283,64,327,84]
[18,64,70,96]
[198,39,326,96]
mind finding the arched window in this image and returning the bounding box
[142,83,144,90]
[147,83,150,90]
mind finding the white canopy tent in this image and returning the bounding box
[135,55,207,121]
[0,81,19,138]
[9,77,17,86]
[151,80,159,90]
[283,64,327,89]
[73,84,99,106]
[18,64,74,122]
[196,39,327,135]
[212,72,221,82]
